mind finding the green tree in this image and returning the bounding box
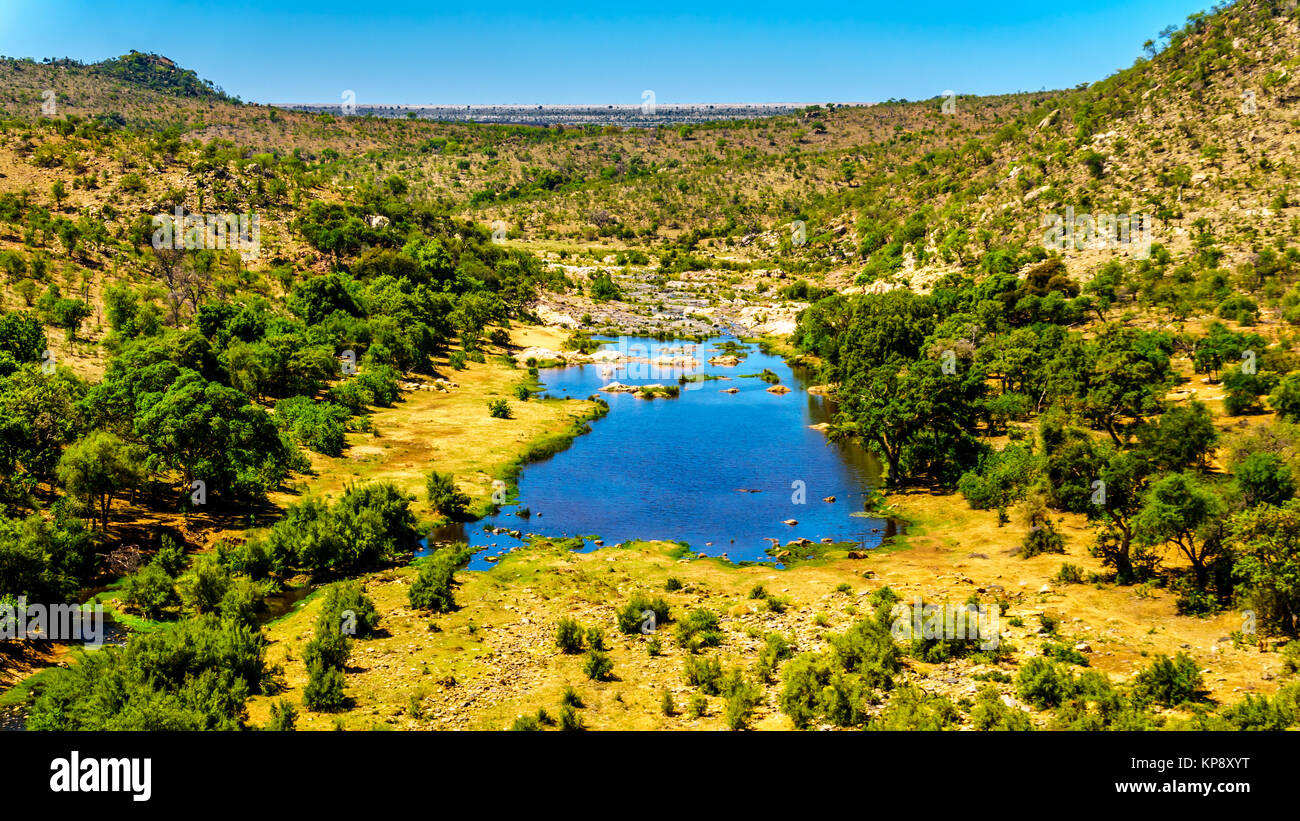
[56,431,146,529]
[1230,501,1300,637]
[1134,472,1227,591]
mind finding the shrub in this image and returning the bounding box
[561,686,583,708]
[320,581,380,637]
[675,607,724,651]
[1132,652,1204,707]
[176,555,231,615]
[509,714,542,731]
[487,399,511,419]
[868,684,959,730]
[302,622,351,672]
[688,693,708,718]
[1016,658,1073,709]
[1053,563,1085,585]
[755,633,793,683]
[555,618,585,653]
[408,547,466,613]
[274,396,349,456]
[969,685,1034,731]
[559,704,585,731]
[683,655,724,694]
[302,664,348,712]
[723,670,762,730]
[27,615,267,730]
[583,649,614,681]
[267,698,298,731]
[123,562,178,619]
[426,470,470,519]
[616,594,671,634]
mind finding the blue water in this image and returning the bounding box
[419,336,889,569]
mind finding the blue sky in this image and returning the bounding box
[0,0,1213,104]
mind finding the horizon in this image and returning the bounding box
[0,0,1214,106]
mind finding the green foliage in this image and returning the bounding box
[683,655,724,694]
[969,685,1034,730]
[1136,400,1218,471]
[1228,501,1300,637]
[582,649,613,681]
[1131,652,1205,708]
[408,546,468,613]
[320,580,380,637]
[867,684,959,730]
[426,470,470,520]
[1015,657,1074,709]
[675,607,724,651]
[274,396,349,456]
[302,664,349,712]
[615,593,670,634]
[262,483,419,577]
[266,698,298,731]
[555,617,585,653]
[28,615,267,730]
[123,561,179,619]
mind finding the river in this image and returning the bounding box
[421,335,891,569]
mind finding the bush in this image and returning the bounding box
[683,655,724,694]
[176,555,231,615]
[320,581,380,637]
[274,396,349,456]
[723,671,762,730]
[408,547,466,613]
[558,704,585,731]
[555,618,585,653]
[561,686,583,708]
[867,684,959,730]
[616,594,671,634]
[509,714,543,731]
[487,398,511,419]
[153,535,186,576]
[675,607,724,651]
[426,470,470,519]
[1053,563,1085,584]
[1016,657,1073,709]
[123,562,178,619]
[1132,652,1204,707]
[267,698,298,731]
[755,633,793,683]
[688,694,708,718]
[583,649,614,681]
[302,622,351,672]
[969,685,1034,730]
[302,664,348,712]
[27,615,267,730]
